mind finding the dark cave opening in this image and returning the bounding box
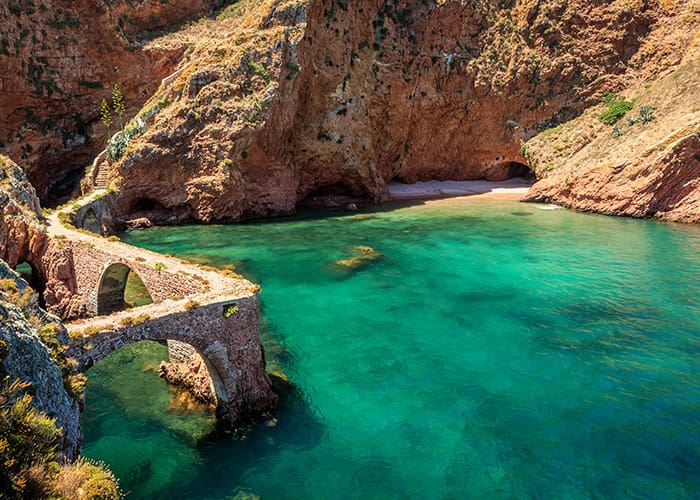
[129,198,172,219]
[298,182,364,208]
[303,182,357,198]
[42,166,87,209]
[127,197,193,225]
[505,161,536,180]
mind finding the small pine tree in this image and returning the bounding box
[112,84,126,130]
[100,98,113,145]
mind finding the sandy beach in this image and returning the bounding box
[387,178,533,201]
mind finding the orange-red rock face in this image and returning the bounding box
[524,132,700,222]
[521,39,700,223]
[107,0,696,223]
[0,0,224,203]
[0,156,46,267]
[2,0,697,223]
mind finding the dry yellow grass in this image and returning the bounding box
[524,51,700,178]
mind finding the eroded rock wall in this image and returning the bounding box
[0,262,82,460]
[0,0,226,203]
[0,155,46,267]
[105,0,696,223]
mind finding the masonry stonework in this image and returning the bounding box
[67,295,277,427]
[39,239,204,319]
[36,222,277,429]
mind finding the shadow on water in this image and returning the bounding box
[165,382,327,499]
[84,342,326,500]
[515,297,665,355]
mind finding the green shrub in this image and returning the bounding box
[0,378,61,498]
[52,458,122,499]
[247,59,269,82]
[599,94,633,125]
[106,120,145,162]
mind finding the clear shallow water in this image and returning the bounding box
[82,199,700,499]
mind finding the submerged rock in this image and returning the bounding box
[333,245,383,274]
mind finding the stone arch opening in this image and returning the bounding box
[162,340,228,405]
[97,263,153,315]
[84,340,227,428]
[84,339,228,412]
[82,208,101,235]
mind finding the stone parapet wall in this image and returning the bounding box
[41,238,205,318]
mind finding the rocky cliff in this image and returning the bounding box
[94,0,698,223]
[0,0,226,204]
[0,155,47,267]
[0,262,82,460]
[522,40,700,222]
[1,0,698,222]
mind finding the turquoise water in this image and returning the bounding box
[82,198,700,498]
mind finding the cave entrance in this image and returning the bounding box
[305,182,355,197]
[96,263,153,315]
[129,197,192,224]
[42,166,87,209]
[299,182,362,208]
[132,198,162,213]
[504,161,535,180]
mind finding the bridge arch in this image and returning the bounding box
[84,338,230,406]
[164,339,229,404]
[96,263,153,315]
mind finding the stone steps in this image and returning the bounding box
[94,162,109,189]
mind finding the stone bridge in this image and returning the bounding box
[38,193,277,427]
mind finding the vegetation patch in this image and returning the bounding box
[119,313,151,327]
[0,377,121,498]
[223,304,239,318]
[599,92,634,125]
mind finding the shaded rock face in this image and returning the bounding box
[0,155,47,267]
[0,0,226,204]
[106,0,695,223]
[0,262,81,461]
